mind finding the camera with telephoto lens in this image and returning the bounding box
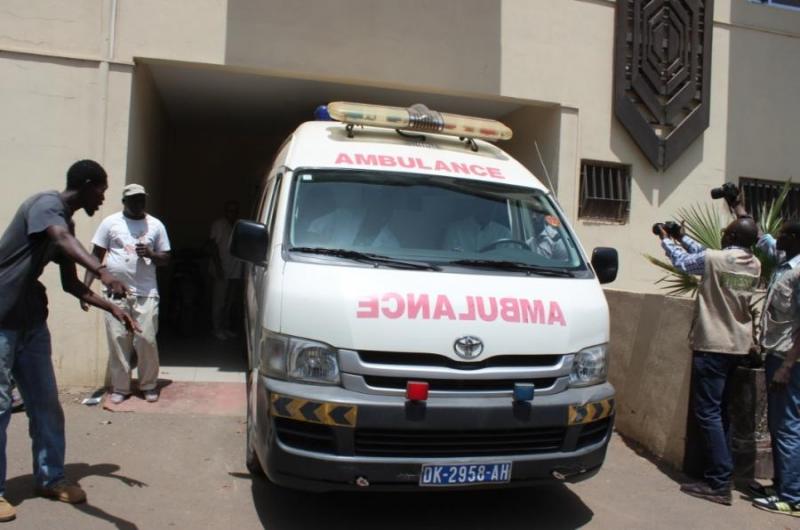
[651,221,681,238]
[710,182,739,202]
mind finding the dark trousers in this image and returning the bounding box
[765,354,800,504]
[691,351,742,490]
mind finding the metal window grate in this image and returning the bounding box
[578,160,631,223]
[739,177,800,222]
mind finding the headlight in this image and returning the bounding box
[569,344,608,387]
[260,331,340,385]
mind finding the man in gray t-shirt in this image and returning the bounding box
[0,160,135,523]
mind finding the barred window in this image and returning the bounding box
[750,0,800,11]
[739,177,800,222]
[578,160,631,223]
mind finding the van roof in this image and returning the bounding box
[283,121,549,191]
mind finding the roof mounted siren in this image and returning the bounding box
[326,102,513,152]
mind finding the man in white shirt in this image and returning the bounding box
[83,184,170,403]
[208,201,243,340]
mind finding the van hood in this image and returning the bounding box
[279,262,609,360]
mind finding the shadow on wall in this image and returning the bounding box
[609,118,704,209]
[605,289,695,469]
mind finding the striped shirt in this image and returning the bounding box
[661,236,708,276]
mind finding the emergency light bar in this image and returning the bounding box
[327,102,513,142]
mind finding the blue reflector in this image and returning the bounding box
[314,105,332,121]
[513,383,535,402]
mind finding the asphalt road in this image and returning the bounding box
[1,392,795,530]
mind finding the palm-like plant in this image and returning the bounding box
[644,181,792,297]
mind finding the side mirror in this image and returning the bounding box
[591,247,618,284]
[230,220,269,264]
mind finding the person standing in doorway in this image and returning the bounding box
[83,184,170,404]
[655,213,761,505]
[0,160,136,522]
[208,201,243,340]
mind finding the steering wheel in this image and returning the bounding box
[478,238,529,252]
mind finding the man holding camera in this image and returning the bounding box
[655,190,760,505]
[731,200,800,517]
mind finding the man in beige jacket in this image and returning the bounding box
[657,215,760,505]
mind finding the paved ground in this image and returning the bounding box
[2,385,797,530]
[157,333,246,384]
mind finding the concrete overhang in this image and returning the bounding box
[139,58,552,134]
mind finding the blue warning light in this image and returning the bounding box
[314,105,332,121]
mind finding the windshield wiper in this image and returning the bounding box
[446,259,574,277]
[289,247,441,271]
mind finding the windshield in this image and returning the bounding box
[287,170,589,273]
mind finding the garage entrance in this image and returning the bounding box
[126,58,560,382]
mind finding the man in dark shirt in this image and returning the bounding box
[0,160,136,522]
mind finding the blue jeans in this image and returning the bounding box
[0,324,65,496]
[766,354,800,505]
[691,351,742,490]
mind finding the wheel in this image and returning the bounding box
[246,369,265,476]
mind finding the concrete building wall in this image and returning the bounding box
[224,0,502,95]
[114,0,227,64]
[725,2,800,183]
[125,63,169,214]
[0,0,106,59]
[606,290,695,469]
[499,0,800,294]
[0,1,798,408]
[500,105,562,194]
[0,48,137,384]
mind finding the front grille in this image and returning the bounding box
[358,351,561,370]
[274,418,336,454]
[354,426,566,457]
[576,417,612,449]
[363,376,557,392]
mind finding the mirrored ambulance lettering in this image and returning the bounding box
[356,293,566,326]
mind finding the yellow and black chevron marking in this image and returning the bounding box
[568,399,615,425]
[270,394,358,428]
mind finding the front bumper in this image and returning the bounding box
[254,377,615,492]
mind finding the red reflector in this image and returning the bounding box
[406,381,429,401]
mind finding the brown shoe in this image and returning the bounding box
[36,480,86,504]
[0,497,16,522]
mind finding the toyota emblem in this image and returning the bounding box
[454,336,484,359]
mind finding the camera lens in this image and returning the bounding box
[665,221,681,238]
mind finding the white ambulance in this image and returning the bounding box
[232,102,618,491]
